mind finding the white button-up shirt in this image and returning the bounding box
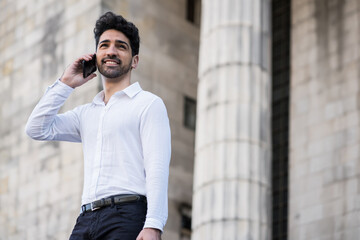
[25,80,171,231]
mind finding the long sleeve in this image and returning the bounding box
[25,80,82,142]
[140,97,171,231]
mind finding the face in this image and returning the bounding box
[96,29,138,80]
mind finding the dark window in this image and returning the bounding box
[179,203,192,240]
[186,0,195,23]
[271,0,291,240]
[186,0,201,26]
[184,96,197,130]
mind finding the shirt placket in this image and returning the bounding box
[91,105,107,199]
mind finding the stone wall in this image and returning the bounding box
[289,0,360,239]
[0,1,101,239]
[0,0,199,239]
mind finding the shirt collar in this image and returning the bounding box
[122,82,142,98]
[92,82,142,105]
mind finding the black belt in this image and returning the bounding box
[81,194,146,213]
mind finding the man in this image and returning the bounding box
[25,12,171,240]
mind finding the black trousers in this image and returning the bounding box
[69,200,147,240]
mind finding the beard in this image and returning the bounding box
[97,57,132,80]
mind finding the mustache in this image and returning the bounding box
[102,56,121,64]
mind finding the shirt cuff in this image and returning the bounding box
[45,79,74,97]
[143,218,164,232]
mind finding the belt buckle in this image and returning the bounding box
[91,199,103,211]
[91,202,100,211]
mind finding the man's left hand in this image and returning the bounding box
[136,228,161,240]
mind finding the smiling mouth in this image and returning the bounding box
[102,58,121,66]
[104,60,119,66]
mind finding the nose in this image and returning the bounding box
[105,44,117,56]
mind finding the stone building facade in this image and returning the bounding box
[289,0,360,239]
[0,0,360,240]
[0,0,198,239]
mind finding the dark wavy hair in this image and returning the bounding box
[94,12,140,56]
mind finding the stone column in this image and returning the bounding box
[192,0,272,239]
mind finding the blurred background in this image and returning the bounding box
[0,0,359,239]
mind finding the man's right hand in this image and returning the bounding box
[60,54,97,88]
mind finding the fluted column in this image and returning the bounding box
[192,0,272,239]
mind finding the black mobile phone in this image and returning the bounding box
[82,55,97,78]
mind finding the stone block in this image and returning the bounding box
[192,219,258,240]
[170,137,194,172]
[290,159,309,181]
[342,45,359,67]
[308,121,329,141]
[309,152,334,173]
[341,143,360,162]
[300,204,323,225]
[293,1,315,25]
[305,218,335,239]
[343,226,360,240]
[199,25,254,75]
[24,27,44,49]
[168,167,193,203]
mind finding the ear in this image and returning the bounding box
[131,55,139,69]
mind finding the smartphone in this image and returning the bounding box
[82,54,97,78]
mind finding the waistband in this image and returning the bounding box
[81,194,146,213]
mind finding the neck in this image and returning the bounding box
[102,74,131,104]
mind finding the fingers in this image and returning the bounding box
[135,229,161,240]
[74,53,96,65]
[78,53,95,61]
[136,230,143,240]
[84,73,97,81]
[68,53,96,75]
[60,54,97,88]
